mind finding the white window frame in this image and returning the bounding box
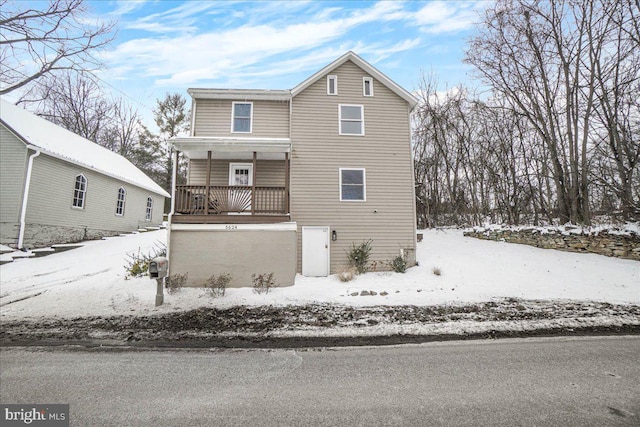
[363,77,374,96]
[339,168,366,202]
[338,104,365,136]
[327,75,338,95]
[228,163,254,186]
[231,101,253,133]
[72,174,87,209]
[116,187,126,216]
[145,196,153,221]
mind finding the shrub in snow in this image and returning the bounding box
[432,266,442,276]
[123,242,166,279]
[347,239,373,274]
[203,273,231,298]
[337,266,357,282]
[389,255,407,273]
[252,272,276,294]
[166,272,187,295]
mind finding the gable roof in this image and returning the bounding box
[0,98,170,198]
[185,52,418,109]
[291,51,418,109]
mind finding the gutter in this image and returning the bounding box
[18,149,40,249]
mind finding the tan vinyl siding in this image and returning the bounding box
[188,159,286,186]
[291,60,416,273]
[194,99,289,138]
[0,124,28,244]
[25,154,166,231]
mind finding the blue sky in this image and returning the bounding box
[49,1,490,122]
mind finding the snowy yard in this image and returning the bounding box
[1,228,638,323]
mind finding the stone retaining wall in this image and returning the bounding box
[463,228,640,261]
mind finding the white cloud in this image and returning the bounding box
[413,1,485,34]
[104,1,421,88]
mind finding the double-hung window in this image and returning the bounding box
[339,104,364,135]
[145,197,153,221]
[72,174,87,209]
[116,187,126,216]
[232,102,252,133]
[340,168,366,201]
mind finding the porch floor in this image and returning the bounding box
[171,214,291,224]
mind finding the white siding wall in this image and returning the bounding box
[290,60,416,272]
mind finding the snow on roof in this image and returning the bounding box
[0,98,170,198]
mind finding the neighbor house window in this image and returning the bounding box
[340,168,366,201]
[72,174,87,209]
[145,197,153,221]
[363,77,373,96]
[339,104,364,135]
[232,102,252,133]
[327,75,338,95]
[116,187,126,216]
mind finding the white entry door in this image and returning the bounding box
[228,163,253,212]
[302,226,330,277]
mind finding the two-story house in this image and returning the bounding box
[168,51,417,287]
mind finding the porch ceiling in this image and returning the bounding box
[171,136,291,160]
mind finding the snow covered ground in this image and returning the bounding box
[1,229,638,322]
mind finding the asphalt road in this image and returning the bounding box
[1,336,638,426]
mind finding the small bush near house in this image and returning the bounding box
[389,255,408,273]
[252,272,276,294]
[337,266,357,282]
[432,266,442,276]
[166,272,188,294]
[347,239,373,274]
[123,242,166,279]
[204,273,232,298]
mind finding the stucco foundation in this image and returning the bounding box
[168,223,297,287]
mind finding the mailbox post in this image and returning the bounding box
[149,257,168,306]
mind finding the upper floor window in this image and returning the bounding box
[145,197,153,221]
[116,187,126,216]
[72,174,87,209]
[327,75,338,95]
[340,168,366,201]
[232,102,252,133]
[339,104,364,136]
[363,77,373,96]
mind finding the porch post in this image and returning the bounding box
[205,150,211,215]
[285,152,290,214]
[252,151,257,215]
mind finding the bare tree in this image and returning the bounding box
[0,0,114,95]
[465,0,640,224]
[27,72,113,143]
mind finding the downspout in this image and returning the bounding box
[166,148,179,275]
[18,150,40,249]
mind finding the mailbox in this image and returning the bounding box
[149,256,168,279]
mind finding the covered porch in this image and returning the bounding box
[170,137,291,224]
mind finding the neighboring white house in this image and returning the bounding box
[0,98,170,249]
[168,51,418,287]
